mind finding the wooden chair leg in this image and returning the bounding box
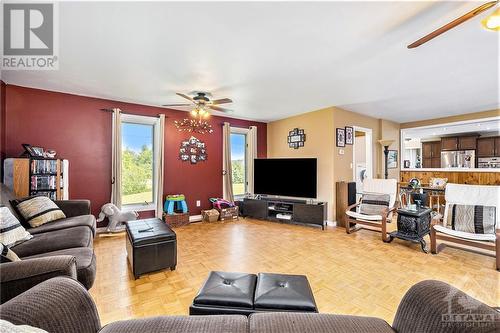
[346,219,352,234]
[381,217,389,243]
[496,232,500,271]
[430,227,437,254]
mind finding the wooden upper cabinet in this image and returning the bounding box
[477,138,495,157]
[422,142,433,159]
[458,136,477,150]
[495,137,500,156]
[441,137,458,151]
[422,141,440,159]
[431,142,441,158]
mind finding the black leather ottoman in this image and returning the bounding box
[125,218,177,279]
[189,271,317,315]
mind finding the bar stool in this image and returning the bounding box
[164,194,188,214]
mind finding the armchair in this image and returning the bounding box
[0,255,77,304]
[429,183,500,271]
[345,179,398,242]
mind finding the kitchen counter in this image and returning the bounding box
[400,169,500,185]
[402,168,500,172]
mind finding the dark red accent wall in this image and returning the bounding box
[4,85,267,222]
[0,81,6,180]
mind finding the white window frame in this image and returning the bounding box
[121,114,161,212]
[231,127,249,198]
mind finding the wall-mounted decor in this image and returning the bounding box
[287,128,306,149]
[388,150,398,169]
[174,118,214,134]
[336,128,345,147]
[179,136,207,164]
[345,126,353,145]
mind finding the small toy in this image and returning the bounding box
[97,203,139,233]
[164,194,188,215]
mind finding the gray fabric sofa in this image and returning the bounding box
[0,184,96,300]
[1,276,497,333]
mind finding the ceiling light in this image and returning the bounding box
[482,8,500,31]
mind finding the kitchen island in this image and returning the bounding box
[400,168,500,185]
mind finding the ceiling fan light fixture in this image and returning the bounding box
[482,8,500,30]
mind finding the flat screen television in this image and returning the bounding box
[254,158,317,198]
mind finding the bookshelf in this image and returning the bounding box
[3,158,69,200]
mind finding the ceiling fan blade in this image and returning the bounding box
[176,92,194,101]
[162,103,192,107]
[211,98,233,105]
[209,105,233,112]
[407,0,498,48]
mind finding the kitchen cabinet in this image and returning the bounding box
[422,141,441,168]
[458,136,477,150]
[441,137,458,151]
[477,138,495,157]
[495,137,500,156]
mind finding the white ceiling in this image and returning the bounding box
[402,117,500,140]
[2,1,499,123]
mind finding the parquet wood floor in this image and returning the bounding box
[90,218,499,326]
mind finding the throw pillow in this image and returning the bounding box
[446,204,496,234]
[10,196,66,228]
[0,320,48,333]
[0,242,21,263]
[359,192,390,216]
[0,206,33,246]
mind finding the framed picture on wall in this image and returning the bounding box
[345,126,353,145]
[388,150,398,169]
[336,128,345,147]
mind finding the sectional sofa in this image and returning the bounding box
[0,184,96,302]
[1,275,498,333]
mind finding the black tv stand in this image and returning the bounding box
[242,197,327,230]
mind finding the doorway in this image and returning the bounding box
[352,126,373,198]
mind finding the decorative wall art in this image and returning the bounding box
[336,128,345,147]
[287,128,306,149]
[179,136,207,164]
[174,118,214,134]
[387,150,398,169]
[345,126,353,145]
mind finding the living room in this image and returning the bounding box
[1,1,499,333]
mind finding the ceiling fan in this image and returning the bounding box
[408,0,499,48]
[163,92,233,115]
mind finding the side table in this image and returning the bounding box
[388,207,432,253]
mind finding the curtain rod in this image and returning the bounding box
[100,108,167,118]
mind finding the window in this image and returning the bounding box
[121,114,160,210]
[230,128,248,197]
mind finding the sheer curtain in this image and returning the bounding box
[155,114,166,218]
[110,108,122,208]
[222,122,234,202]
[246,126,258,195]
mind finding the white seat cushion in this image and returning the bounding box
[346,210,382,221]
[433,225,496,242]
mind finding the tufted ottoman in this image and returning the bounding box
[189,271,317,315]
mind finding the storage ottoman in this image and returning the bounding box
[125,218,177,279]
[189,271,317,315]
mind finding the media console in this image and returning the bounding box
[241,197,327,230]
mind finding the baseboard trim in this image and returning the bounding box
[327,220,337,227]
[190,214,203,222]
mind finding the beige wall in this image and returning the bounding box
[267,107,400,222]
[400,109,499,129]
[267,108,335,219]
[380,119,400,179]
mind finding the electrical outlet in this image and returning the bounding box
[196,200,201,207]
